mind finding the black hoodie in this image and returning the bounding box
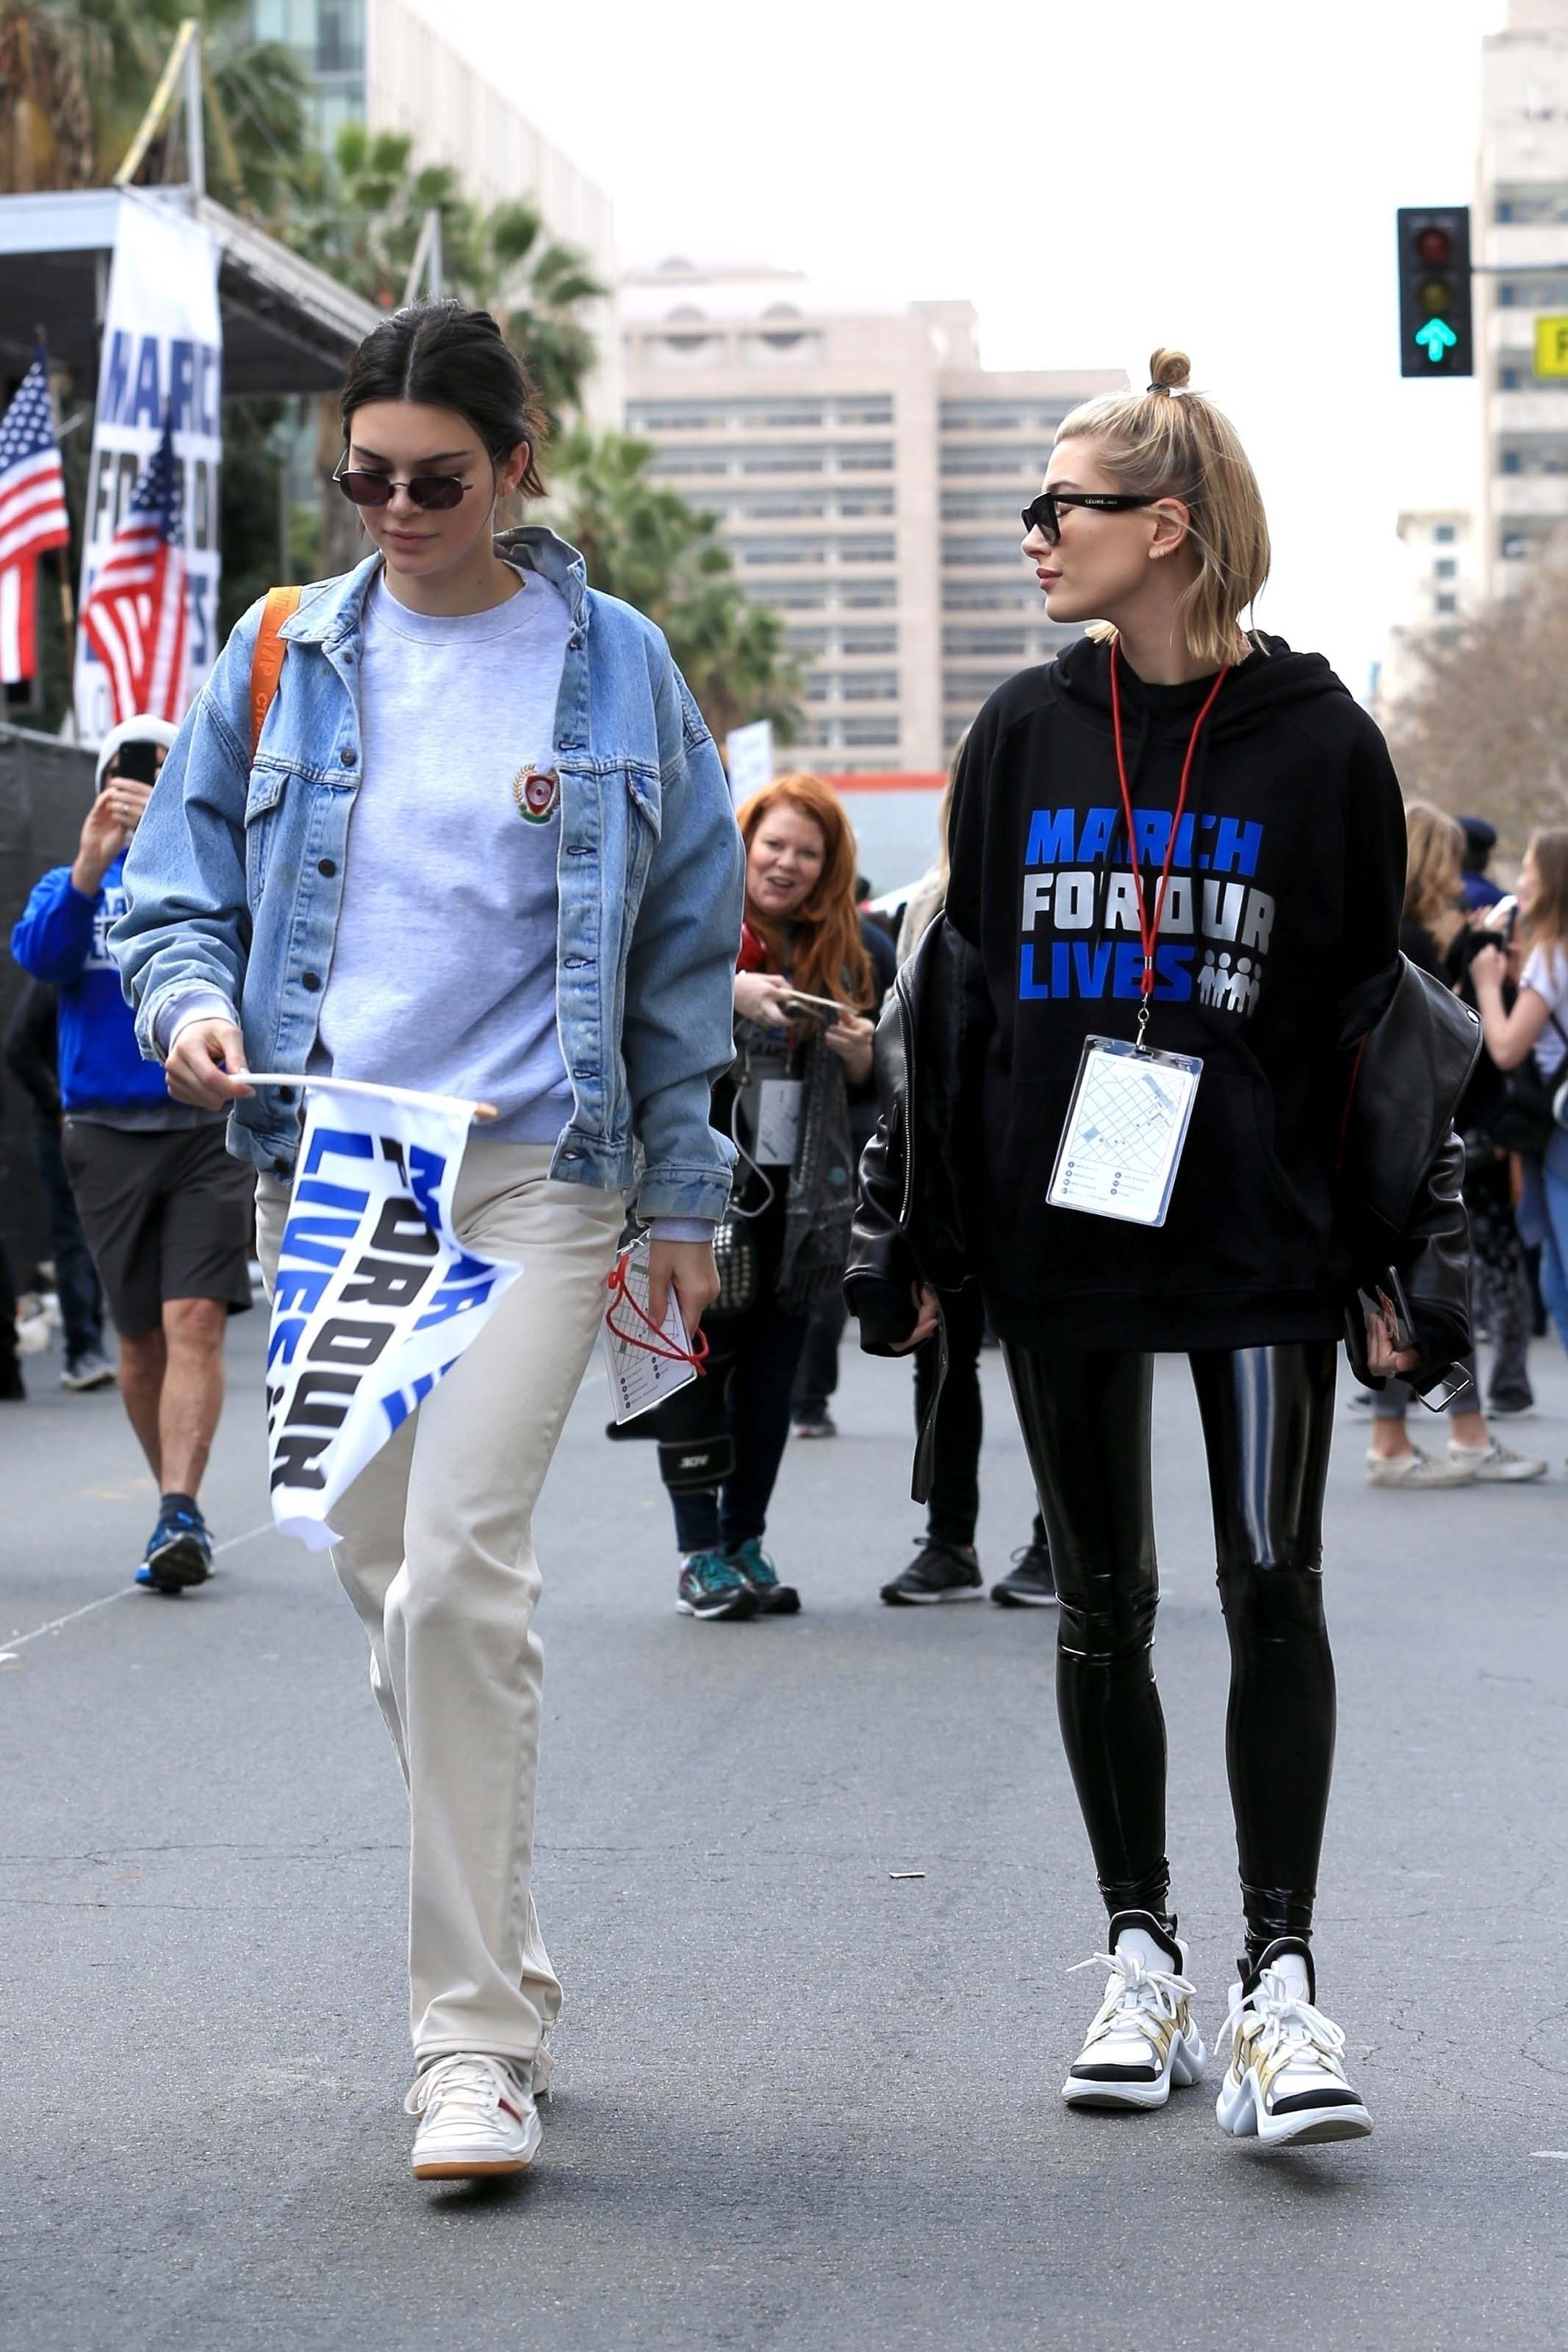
[945,633,1406,1350]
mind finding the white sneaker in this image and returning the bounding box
[1447,1438,1547,1482]
[405,2053,542,2179]
[1215,1941,1372,2147]
[1364,1444,1475,1488]
[1062,1911,1208,2110]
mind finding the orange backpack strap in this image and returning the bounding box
[248,584,303,759]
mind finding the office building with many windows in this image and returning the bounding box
[1477,0,1568,598]
[622,264,1123,772]
[249,0,618,415]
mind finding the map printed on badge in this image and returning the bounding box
[1047,1036,1202,1228]
[604,1241,702,1424]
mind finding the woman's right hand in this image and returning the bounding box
[733,969,796,1030]
[889,1283,941,1354]
[165,1018,254,1108]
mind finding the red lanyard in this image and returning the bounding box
[1108,639,1229,1041]
[605,1251,710,1371]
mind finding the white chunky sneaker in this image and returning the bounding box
[405,2053,542,2179]
[1364,1444,1474,1488]
[1062,1910,1208,2111]
[1215,1940,1372,2148]
[1446,1438,1547,1482]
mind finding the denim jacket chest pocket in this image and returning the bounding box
[623,764,663,900]
[244,767,290,903]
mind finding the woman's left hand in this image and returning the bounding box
[824,1009,874,1085]
[1364,1302,1418,1380]
[647,1238,720,1343]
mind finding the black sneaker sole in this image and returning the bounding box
[880,1583,985,1606]
[990,1584,1058,1607]
[143,1532,212,1592]
[752,1585,802,1616]
[676,1592,759,1621]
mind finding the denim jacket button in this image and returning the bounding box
[302,971,321,992]
[273,1157,290,1176]
[339,746,357,767]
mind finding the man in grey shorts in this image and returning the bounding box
[9,716,253,1591]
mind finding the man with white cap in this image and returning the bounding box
[10,714,253,1591]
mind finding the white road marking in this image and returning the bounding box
[1533,2151,1568,2160]
[3,1519,277,1654]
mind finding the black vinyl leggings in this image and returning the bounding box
[1002,1339,1338,1965]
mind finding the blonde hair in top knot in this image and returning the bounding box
[1054,345,1269,669]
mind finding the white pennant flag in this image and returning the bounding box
[253,1077,521,1550]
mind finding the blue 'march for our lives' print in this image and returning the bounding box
[1018,803,1271,1008]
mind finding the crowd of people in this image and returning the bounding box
[6,302,1568,2189]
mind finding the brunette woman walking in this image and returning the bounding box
[115,301,742,2182]
[849,350,1473,2148]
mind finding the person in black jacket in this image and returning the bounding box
[847,348,1472,2151]
[3,980,115,1390]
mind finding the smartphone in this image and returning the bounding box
[114,737,161,786]
[1357,1270,1413,1352]
[779,990,844,1025]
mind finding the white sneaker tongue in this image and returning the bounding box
[1269,1951,1312,2001]
[1115,1926,1173,1975]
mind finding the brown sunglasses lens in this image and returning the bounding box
[335,470,465,512]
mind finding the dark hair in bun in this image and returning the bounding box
[340,298,547,499]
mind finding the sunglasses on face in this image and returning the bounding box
[1021,490,1157,545]
[333,458,472,512]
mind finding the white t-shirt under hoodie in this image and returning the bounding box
[1522,939,1568,1081]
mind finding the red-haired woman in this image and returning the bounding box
[652,773,876,1619]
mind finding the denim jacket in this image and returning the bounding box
[112,527,743,1222]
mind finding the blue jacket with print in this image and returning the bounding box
[10,855,170,1113]
[111,528,744,1222]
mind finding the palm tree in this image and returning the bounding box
[294,123,608,572]
[0,2,308,218]
[552,429,802,747]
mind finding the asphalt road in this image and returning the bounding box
[4,1298,1568,2351]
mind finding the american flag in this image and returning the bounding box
[0,349,71,686]
[80,420,188,726]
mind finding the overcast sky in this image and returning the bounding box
[441,0,1505,698]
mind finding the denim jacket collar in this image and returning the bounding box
[278,526,591,650]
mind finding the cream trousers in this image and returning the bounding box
[256,1142,623,2067]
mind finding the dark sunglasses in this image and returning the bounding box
[333,458,472,512]
[1021,490,1157,545]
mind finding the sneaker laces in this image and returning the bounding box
[1069,1946,1196,2051]
[404,2052,526,2123]
[1225,1966,1349,2085]
[683,1550,743,1596]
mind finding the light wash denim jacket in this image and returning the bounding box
[113,527,743,1223]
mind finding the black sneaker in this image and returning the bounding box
[880,1538,983,1606]
[991,1538,1057,1607]
[135,1502,213,1593]
[727,1535,801,1615]
[677,1550,758,1621]
[791,1410,837,1440]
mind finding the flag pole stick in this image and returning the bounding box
[35,325,78,727]
[242,1073,499,1122]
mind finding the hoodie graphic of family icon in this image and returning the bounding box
[1197,948,1261,1016]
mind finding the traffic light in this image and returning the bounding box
[1397,207,1473,378]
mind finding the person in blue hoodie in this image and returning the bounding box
[10,714,253,1591]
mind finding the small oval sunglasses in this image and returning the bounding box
[333,457,472,512]
[1022,490,1157,545]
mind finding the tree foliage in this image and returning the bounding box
[550,429,803,747]
[1385,545,1568,849]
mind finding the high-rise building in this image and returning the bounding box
[248,0,618,417]
[622,263,1123,772]
[1375,509,1480,714]
[1476,0,1568,600]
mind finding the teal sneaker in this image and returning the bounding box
[677,1550,758,1621]
[727,1535,801,1616]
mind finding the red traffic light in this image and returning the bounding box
[1416,226,1453,264]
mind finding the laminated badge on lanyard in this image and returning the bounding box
[1046,644,1229,1229]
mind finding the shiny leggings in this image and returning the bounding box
[1002,1340,1338,1965]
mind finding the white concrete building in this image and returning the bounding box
[1377,509,1481,712]
[248,0,619,419]
[622,263,1123,773]
[1477,0,1568,599]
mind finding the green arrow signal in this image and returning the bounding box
[1415,317,1458,363]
